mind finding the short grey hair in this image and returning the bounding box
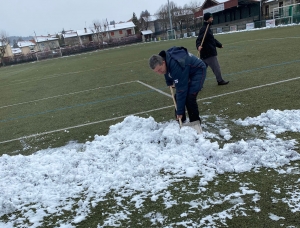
[149,54,164,69]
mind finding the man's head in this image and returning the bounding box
[149,54,167,75]
[204,12,213,23]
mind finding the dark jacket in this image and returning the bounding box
[162,46,206,115]
[196,22,222,60]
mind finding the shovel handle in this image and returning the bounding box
[178,118,183,127]
[169,86,182,127]
[200,23,210,47]
[197,23,210,58]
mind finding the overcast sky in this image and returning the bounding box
[1,0,200,37]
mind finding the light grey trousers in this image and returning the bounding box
[203,56,223,82]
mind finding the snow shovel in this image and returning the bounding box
[170,86,203,134]
[169,86,182,128]
[182,120,203,134]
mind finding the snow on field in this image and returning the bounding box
[0,109,300,227]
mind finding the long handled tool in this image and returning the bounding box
[169,86,182,128]
[170,86,203,134]
[197,23,210,58]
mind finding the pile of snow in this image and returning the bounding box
[0,109,300,227]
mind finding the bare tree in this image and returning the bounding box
[139,10,152,31]
[104,18,112,43]
[180,4,195,34]
[155,1,179,34]
[174,1,202,36]
[140,10,151,19]
[92,19,104,47]
[156,4,169,32]
[154,0,202,38]
[0,30,10,66]
[185,1,202,33]
[90,19,111,44]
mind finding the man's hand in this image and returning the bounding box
[177,115,183,120]
[198,46,202,52]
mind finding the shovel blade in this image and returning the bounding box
[182,120,203,134]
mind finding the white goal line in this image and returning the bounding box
[1,76,299,144]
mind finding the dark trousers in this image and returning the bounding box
[175,93,201,123]
[203,56,223,82]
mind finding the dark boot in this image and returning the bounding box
[218,80,229,85]
[185,93,201,122]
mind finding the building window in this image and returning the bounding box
[119,30,123,34]
[111,31,114,36]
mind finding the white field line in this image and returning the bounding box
[137,80,172,98]
[0,106,173,144]
[0,79,164,109]
[1,76,300,144]
[2,59,146,87]
[0,81,137,109]
[226,36,300,45]
[198,76,300,101]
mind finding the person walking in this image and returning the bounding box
[148,46,206,133]
[196,12,229,85]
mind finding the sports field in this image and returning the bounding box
[1,25,299,155]
[1,25,300,227]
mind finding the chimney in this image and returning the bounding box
[84,28,87,33]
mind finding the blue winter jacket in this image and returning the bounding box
[163,46,206,115]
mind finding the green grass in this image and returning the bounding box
[1,25,300,227]
[1,25,300,154]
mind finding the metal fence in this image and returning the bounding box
[210,17,300,34]
[150,13,300,39]
[1,36,142,67]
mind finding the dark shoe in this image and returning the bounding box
[218,80,229,85]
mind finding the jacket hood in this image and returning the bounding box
[165,46,188,69]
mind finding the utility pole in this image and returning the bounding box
[168,0,174,39]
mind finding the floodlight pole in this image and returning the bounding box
[168,0,173,39]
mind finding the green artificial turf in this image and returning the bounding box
[1,25,300,227]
